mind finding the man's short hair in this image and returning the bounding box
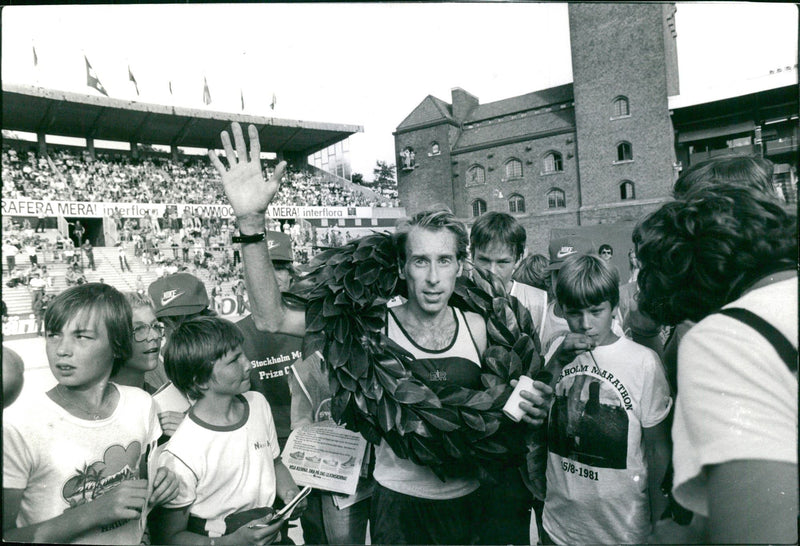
[469,211,526,261]
[163,316,244,401]
[394,207,469,265]
[672,154,776,199]
[556,254,620,310]
[45,283,132,376]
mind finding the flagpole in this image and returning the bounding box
[32,40,39,87]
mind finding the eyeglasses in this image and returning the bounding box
[133,322,165,342]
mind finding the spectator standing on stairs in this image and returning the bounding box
[119,244,132,272]
[82,240,96,270]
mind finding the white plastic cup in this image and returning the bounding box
[503,375,534,422]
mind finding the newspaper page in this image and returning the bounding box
[282,421,367,496]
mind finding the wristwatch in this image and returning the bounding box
[231,230,266,245]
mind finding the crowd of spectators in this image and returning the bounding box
[2,145,398,208]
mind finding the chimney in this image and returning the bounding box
[451,88,479,123]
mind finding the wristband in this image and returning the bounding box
[231,231,266,245]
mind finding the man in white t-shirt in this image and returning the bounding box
[3,240,19,272]
[469,212,547,346]
[468,211,547,545]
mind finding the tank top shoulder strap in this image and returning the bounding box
[455,307,483,363]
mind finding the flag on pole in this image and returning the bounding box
[32,46,38,67]
[240,89,245,111]
[270,92,277,110]
[202,76,212,105]
[128,65,140,96]
[84,55,108,96]
[168,80,173,95]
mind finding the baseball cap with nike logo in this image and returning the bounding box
[265,230,293,263]
[545,236,595,271]
[149,273,210,318]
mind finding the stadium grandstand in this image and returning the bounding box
[2,83,405,336]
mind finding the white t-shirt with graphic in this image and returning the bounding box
[3,385,161,545]
[672,278,797,517]
[542,336,672,544]
[159,391,280,537]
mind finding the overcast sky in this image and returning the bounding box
[2,3,797,179]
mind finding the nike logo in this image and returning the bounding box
[556,246,576,259]
[267,240,279,251]
[161,289,184,306]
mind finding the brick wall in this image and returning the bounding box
[569,3,677,215]
[396,123,457,214]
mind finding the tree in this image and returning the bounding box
[351,172,365,185]
[372,161,396,187]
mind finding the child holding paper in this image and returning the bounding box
[152,316,305,544]
[3,283,178,544]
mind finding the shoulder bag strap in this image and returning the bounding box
[716,307,798,373]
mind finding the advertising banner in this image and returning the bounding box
[1,198,372,220]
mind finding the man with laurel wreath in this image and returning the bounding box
[209,123,552,545]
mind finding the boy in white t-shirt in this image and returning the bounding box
[152,316,306,545]
[540,254,672,544]
[3,283,178,545]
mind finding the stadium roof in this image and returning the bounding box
[2,83,362,156]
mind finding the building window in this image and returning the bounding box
[400,147,416,170]
[472,199,487,217]
[616,141,633,162]
[508,194,525,213]
[613,96,630,117]
[620,180,635,200]
[543,152,563,174]
[430,142,440,155]
[505,158,523,179]
[547,188,566,209]
[467,164,485,186]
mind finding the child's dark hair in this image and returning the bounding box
[45,283,132,376]
[556,254,620,310]
[163,316,244,400]
[159,307,217,332]
[469,211,527,262]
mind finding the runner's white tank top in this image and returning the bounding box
[373,307,482,499]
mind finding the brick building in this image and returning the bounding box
[394,3,797,253]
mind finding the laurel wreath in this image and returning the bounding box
[291,232,548,487]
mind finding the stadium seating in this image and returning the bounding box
[2,145,398,208]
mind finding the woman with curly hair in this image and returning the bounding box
[633,184,797,543]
